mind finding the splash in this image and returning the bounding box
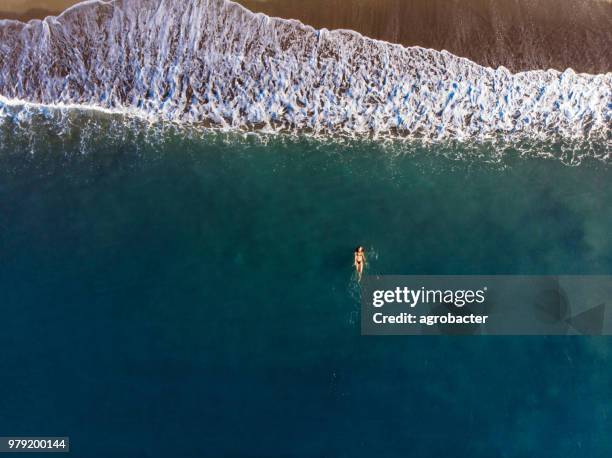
[0,0,610,141]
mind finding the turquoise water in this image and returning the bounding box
[1,115,611,456]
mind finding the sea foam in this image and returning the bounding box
[0,0,610,140]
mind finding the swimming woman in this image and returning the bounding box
[354,246,366,279]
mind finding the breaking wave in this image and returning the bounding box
[0,0,611,141]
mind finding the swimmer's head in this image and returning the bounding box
[355,246,365,253]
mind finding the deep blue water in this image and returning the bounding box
[1,117,611,457]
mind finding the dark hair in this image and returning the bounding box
[355,246,364,252]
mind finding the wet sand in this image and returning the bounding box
[1,0,610,73]
[238,0,612,73]
[0,0,76,19]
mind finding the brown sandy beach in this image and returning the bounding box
[1,0,611,73]
[0,0,77,20]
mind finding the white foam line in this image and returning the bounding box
[0,94,152,120]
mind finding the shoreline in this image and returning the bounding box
[0,0,610,73]
[0,0,609,143]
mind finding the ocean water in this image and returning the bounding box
[0,113,611,456]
